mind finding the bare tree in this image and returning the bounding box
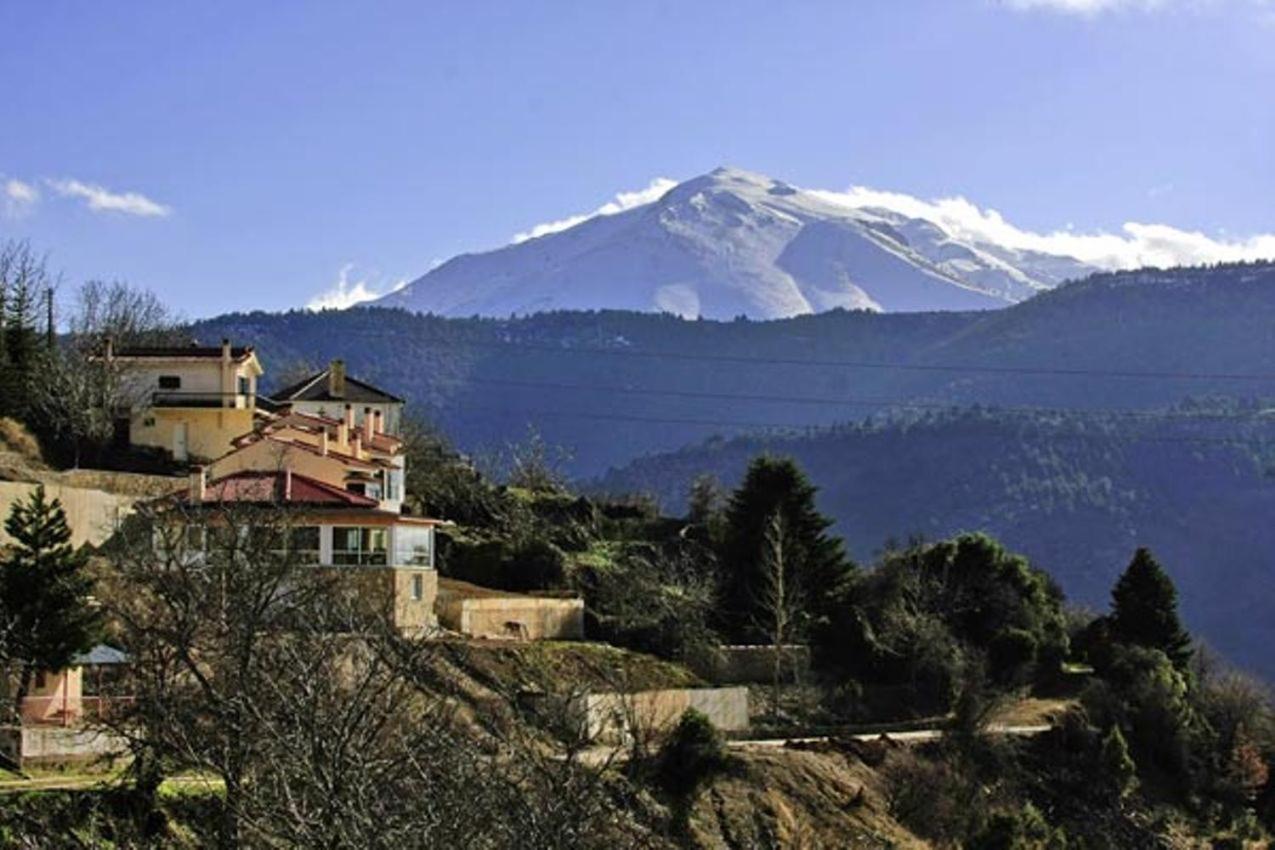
[97,497,670,849]
[753,512,804,719]
[70,279,186,350]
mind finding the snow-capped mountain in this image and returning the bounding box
[377,167,1097,318]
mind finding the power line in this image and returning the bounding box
[413,336,1275,383]
[454,403,1275,450]
[460,375,1275,422]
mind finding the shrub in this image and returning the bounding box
[656,709,731,800]
[966,803,1064,850]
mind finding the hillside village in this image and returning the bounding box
[0,253,1273,847]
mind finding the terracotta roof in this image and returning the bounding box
[271,369,404,404]
[182,470,380,507]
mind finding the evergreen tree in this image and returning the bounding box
[718,455,852,642]
[1099,724,1137,799]
[0,485,101,713]
[1109,547,1193,670]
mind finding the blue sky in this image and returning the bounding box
[2,0,1273,318]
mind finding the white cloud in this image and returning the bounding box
[512,177,678,243]
[3,179,39,217]
[809,184,1275,270]
[307,264,407,311]
[1002,0,1274,15]
[1003,0,1168,13]
[47,178,170,217]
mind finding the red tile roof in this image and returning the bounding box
[182,470,379,507]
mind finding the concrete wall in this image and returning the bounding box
[332,566,438,636]
[0,725,127,767]
[437,595,584,641]
[694,645,812,685]
[0,482,134,548]
[574,687,749,743]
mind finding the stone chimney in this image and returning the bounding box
[363,407,375,442]
[329,360,347,398]
[188,467,206,502]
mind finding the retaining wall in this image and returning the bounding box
[0,725,127,768]
[0,482,135,548]
[437,594,584,641]
[574,687,749,743]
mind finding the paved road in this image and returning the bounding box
[728,723,1053,750]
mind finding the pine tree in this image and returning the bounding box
[719,455,852,642]
[0,485,101,713]
[1099,724,1137,799]
[1109,547,1193,670]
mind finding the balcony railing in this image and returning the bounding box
[19,695,135,727]
[151,391,254,409]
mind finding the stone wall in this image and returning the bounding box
[436,592,584,641]
[0,482,135,548]
[574,687,749,743]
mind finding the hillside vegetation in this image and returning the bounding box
[598,404,1275,681]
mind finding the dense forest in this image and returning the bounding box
[597,404,1275,681]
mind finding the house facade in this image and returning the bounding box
[269,360,404,435]
[110,339,264,462]
[178,468,441,634]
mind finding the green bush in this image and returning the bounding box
[656,709,731,800]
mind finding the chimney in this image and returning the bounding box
[337,420,349,450]
[103,337,114,361]
[319,429,329,456]
[188,467,206,502]
[344,403,355,431]
[363,407,375,442]
[221,338,232,362]
[372,409,383,436]
[329,360,346,398]
[350,431,363,460]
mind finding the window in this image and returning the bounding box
[158,375,181,390]
[331,526,387,566]
[411,573,424,601]
[238,376,251,396]
[393,526,432,567]
[289,526,320,562]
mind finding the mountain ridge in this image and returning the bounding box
[376,167,1097,319]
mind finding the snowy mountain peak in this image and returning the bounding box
[376,168,1098,319]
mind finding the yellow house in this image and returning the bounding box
[110,339,264,462]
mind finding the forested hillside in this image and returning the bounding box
[193,262,1275,477]
[597,405,1275,680]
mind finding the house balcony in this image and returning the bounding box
[151,391,255,410]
